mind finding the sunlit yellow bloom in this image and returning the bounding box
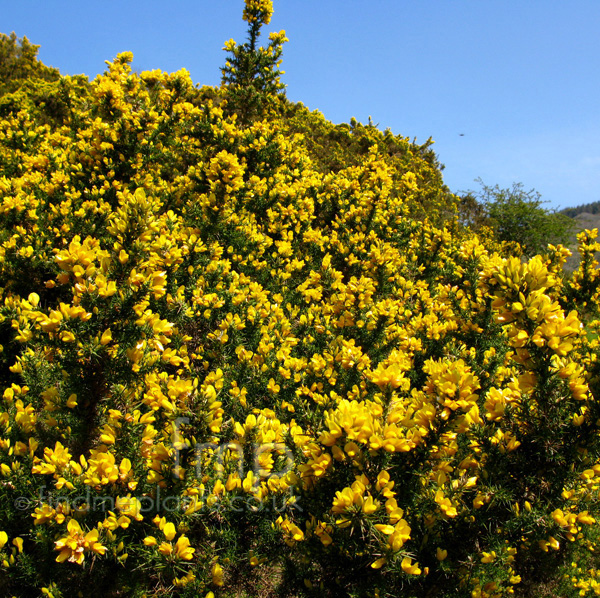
[212,562,224,586]
[174,535,195,560]
[401,557,421,575]
[163,522,176,542]
[54,519,106,564]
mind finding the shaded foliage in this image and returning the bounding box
[0,32,60,97]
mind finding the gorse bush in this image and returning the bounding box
[0,32,60,97]
[1,2,600,597]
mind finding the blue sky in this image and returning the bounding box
[4,0,600,209]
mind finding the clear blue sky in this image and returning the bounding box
[4,0,600,209]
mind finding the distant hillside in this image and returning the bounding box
[556,200,600,270]
[563,210,600,270]
[562,200,600,218]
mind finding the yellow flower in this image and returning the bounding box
[32,441,72,476]
[388,519,411,551]
[212,562,224,586]
[100,329,112,345]
[362,495,379,514]
[163,522,176,541]
[32,503,56,525]
[435,489,457,518]
[223,39,236,52]
[116,495,143,521]
[368,363,408,390]
[59,330,76,343]
[242,0,273,25]
[55,519,106,564]
[174,535,195,560]
[83,451,119,486]
[401,557,421,575]
[577,511,595,525]
[371,557,386,569]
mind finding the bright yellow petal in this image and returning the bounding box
[163,522,176,541]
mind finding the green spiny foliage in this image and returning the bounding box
[221,0,287,125]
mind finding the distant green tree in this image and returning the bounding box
[465,178,574,257]
[0,32,60,97]
[220,0,287,124]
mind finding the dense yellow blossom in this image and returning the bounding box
[1,8,600,598]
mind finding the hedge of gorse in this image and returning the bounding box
[2,1,600,597]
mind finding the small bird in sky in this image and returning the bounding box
[459,133,465,136]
